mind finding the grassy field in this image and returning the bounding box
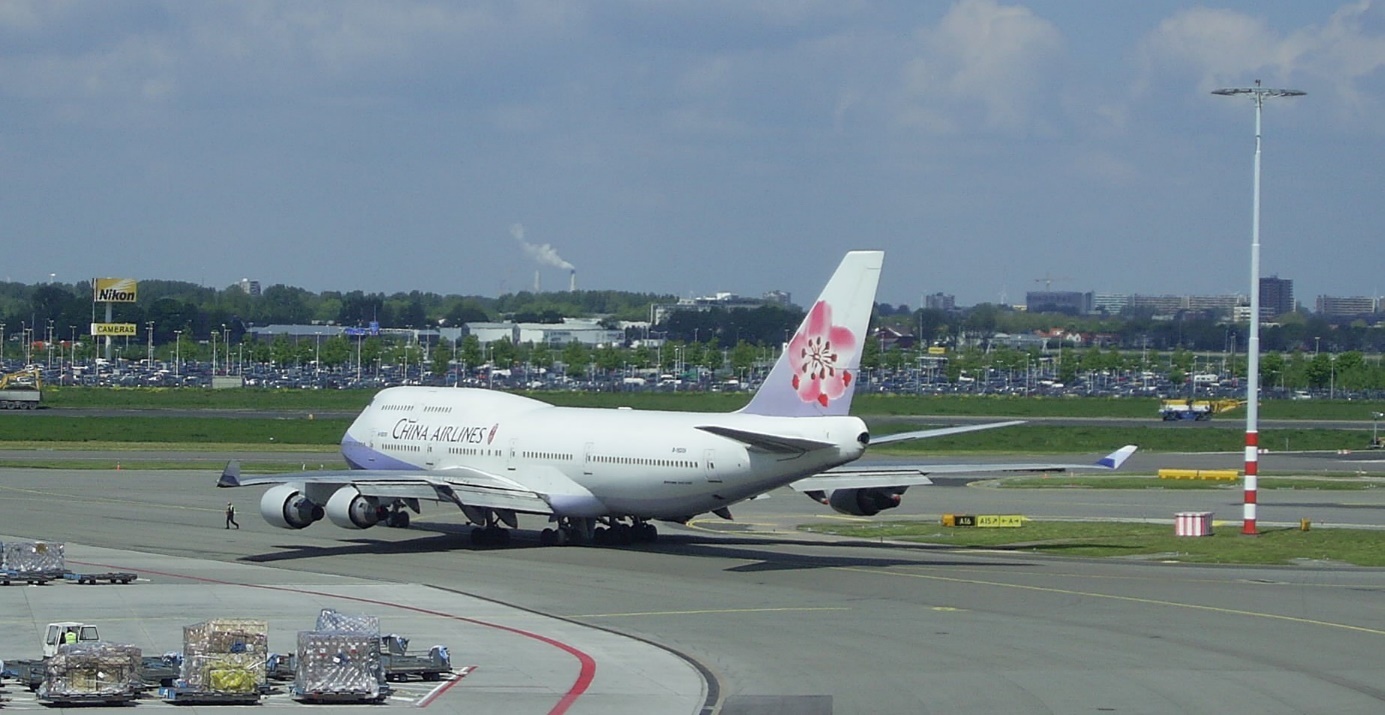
[995,475,1378,490]
[37,386,1385,421]
[801,519,1385,566]
[0,414,1371,454]
[0,416,350,445]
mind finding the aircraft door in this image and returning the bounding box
[507,438,518,471]
[583,442,595,476]
[703,448,723,484]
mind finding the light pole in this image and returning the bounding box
[146,322,155,366]
[0,322,5,363]
[1373,412,1383,448]
[174,330,182,381]
[1213,80,1305,535]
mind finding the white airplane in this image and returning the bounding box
[219,251,1135,546]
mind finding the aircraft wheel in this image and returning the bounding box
[637,523,658,542]
[613,523,633,545]
[470,527,485,546]
[539,528,559,546]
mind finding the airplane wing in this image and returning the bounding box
[218,462,557,515]
[790,444,1138,492]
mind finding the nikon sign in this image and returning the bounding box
[91,323,138,337]
[94,278,138,303]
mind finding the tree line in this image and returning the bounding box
[2,279,1381,358]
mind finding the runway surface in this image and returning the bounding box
[2,452,1385,714]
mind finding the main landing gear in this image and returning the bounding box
[466,514,659,548]
[376,501,412,528]
[535,517,659,547]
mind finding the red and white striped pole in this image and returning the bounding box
[1243,431,1258,535]
[1213,81,1303,536]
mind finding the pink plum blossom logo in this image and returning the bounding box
[788,301,857,407]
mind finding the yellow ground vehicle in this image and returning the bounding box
[1159,398,1244,421]
[0,367,42,409]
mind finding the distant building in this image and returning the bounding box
[462,319,623,347]
[651,291,794,325]
[1024,291,1094,315]
[1093,294,1130,315]
[238,279,261,296]
[923,292,955,312]
[1186,294,1244,319]
[1316,295,1379,317]
[1128,295,1186,318]
[1260,276,1294,319]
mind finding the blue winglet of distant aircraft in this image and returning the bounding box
[218,461,242,488]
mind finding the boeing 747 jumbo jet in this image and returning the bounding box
[219,251,1135,546]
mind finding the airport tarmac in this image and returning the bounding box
[2,460,1385,713]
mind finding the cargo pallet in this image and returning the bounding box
[64,571,137,585]
[0,571,52,586]
[38,692,139,706]
[159,686,262,705]
[291,688,390,704]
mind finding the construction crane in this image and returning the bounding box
[1033,274,1071,290]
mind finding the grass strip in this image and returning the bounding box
[801,519,1385,566]
[0,416,350,444]
[0,460,347,473]
[36,387,1385,421]
[995,475,1378,490]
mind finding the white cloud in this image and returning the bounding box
[897,0,1065,134]
[1138,1,1385,121]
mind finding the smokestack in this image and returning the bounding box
[534,270,541,293]
[569,269,576,292]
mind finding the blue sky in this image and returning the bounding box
[2,1,1381,309]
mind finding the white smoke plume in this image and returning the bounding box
[510,223,574,271]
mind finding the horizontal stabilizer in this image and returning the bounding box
[871,420,1025,444]
[695,425,835,454]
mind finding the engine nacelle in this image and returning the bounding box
[826,487,906,517]
[260,483,325,529]
[325,487,383,530]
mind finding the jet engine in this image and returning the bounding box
[325,487,383,530]
[826,487,906,517]
[260,483,325,529]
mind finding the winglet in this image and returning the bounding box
[739,251,883,418]
[1096,445,1138,469]
[217,461,242,488]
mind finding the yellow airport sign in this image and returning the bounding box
[942,514,1024,528]
[91,323,137,337]
[93,278,138,303]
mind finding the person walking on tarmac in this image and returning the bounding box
[225,501,240,529]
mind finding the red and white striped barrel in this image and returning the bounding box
[1175,512,1214,537]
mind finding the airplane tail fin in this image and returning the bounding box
[739,250,883,418]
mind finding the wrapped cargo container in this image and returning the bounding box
[3,540,65,574]
[179,618,268,696]
[293,630,385,702]
[38,642,142,704]
[315,608,379,634]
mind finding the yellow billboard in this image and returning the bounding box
[91,323,138,337]
[93,278,138,303]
